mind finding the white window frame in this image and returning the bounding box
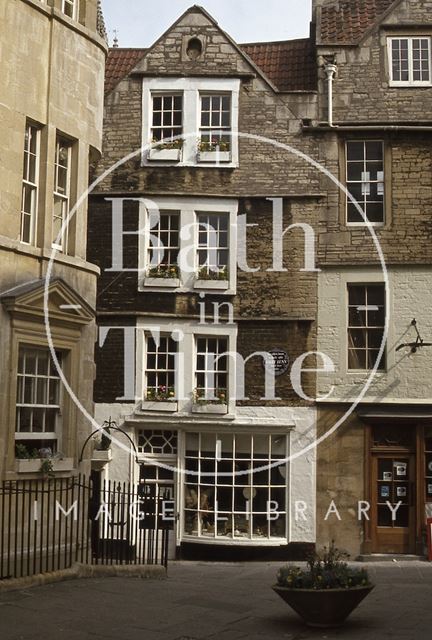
[197,212,230,278]
[136,319,238,415]
[15,346,62,450]
[138,197,238,294]
[195,336,229,402]
[62,0,78,20]
[345,140,385,226]
[144,333,178,401]
[347,283,386,372]
[142,78,240,167]
[53,136,72,252]
[388,36,432,86]
[20,122,40,245]
[182,432,289,543]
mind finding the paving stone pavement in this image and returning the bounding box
[0,561,432,640]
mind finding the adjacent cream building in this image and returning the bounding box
[0,0,107,479]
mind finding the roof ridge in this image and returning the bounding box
[240,37,311,47]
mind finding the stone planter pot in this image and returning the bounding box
[272,584,374,628]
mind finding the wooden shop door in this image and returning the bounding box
[371,454,416,554]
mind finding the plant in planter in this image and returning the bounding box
[197,266,228,281]
[95,426,112,452]
[198,138,231,153]
[39,458,55,478]
[273,541,374,628]
[146,386,176,402]
[194,388,227,405]
[147,264,180,279]
[151,138,184,151]
[15,444,38,459]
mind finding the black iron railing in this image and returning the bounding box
[0,475,169,581]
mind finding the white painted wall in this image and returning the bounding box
[95,403,317,545]
[317,266,432,403]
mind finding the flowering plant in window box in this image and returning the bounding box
[15,444,74,474]
[197,139,231,163]
[197,266,228,281]
[194,266,229,290]
[148,265,180,279]
[144,264,180,288]
[146,386,176,402]
[148,138,183,161]
[192,389,228,414]
[142,386,178,412]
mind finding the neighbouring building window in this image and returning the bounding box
[21,123,40,245]
[53,137,72,251]
[348,284,386,371]
[197,213,229,278]
[151,94,183,142]
[15,346,62,456]
[62,0,77,20]
[147,211,180,277]
[199,94,231,150]
[195,337,228,401]
[184,433,288,540]
[346,141,384,224]
[145,335,177,401]
[137,430,178,455]
[388,37,431,86]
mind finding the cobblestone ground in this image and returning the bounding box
[0,561,432,640]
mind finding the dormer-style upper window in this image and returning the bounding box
[142,78,240,167]
[388,37,431,86]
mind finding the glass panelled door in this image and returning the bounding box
[139,462,177,559]
[371,454,416,554]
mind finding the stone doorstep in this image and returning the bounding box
[357,554,427,562]
[0,563,167,594]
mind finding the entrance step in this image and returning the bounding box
[357,554,426,562]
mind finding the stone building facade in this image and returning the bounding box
[0,0,106,481]
[89,6,322,560]
[312,0,432,557]
[89,0,432,559]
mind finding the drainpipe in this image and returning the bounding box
[324,62,337,127]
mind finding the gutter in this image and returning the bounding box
[303,124,432,133]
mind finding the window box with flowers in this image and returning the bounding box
[15,444,74,475]
[142,386,178,412]
[148,139,184,162]
[144,264,180,288]
[197,139,231,163]
[192,389,228,415]
[194,266,229,290]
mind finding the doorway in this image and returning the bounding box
[370,453,416,554]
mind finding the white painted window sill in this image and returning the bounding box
[198,151,232,163]
[148,148,182,162]
[142,401,178,413]
[191,403,228,415]
[143,277,180,288]
[194,279,229,290]
[15,458,75,474]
